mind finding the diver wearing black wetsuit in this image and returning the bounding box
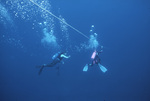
[37,52,70,75]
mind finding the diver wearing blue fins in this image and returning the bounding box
[83,46,107,73]
[37,52,70,75]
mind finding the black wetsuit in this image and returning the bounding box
[38,52,64,75]
[46,53,64,67]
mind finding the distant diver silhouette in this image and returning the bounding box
[37,52,70,75]
[83,46,107,73]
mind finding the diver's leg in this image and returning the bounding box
[36,65,43,68]
[37,64,48,75]
[84,62,93,72]
[88,60,94,67]
[47,58,60,67]
[88,64,92,66]
[38,66,44,75]
[46,64,53,67]
[36,64,47,68]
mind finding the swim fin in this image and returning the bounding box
[83,64,88,72]
[98,64,107,73]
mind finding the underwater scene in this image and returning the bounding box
[0,0,150,101]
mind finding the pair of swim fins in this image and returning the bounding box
[83,64,107,73]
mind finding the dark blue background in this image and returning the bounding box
[0,0,150,101]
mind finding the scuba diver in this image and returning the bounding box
[83,46,107,73]
[37,52,70,75]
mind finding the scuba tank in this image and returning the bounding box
[52,52,60,60]
[91,50,97,59]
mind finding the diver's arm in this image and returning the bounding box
[98,46,103,53]
[97,50,103,55]
[60,54,70,58]
[98,46,103,55]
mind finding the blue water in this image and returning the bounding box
[0,0,150,101]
